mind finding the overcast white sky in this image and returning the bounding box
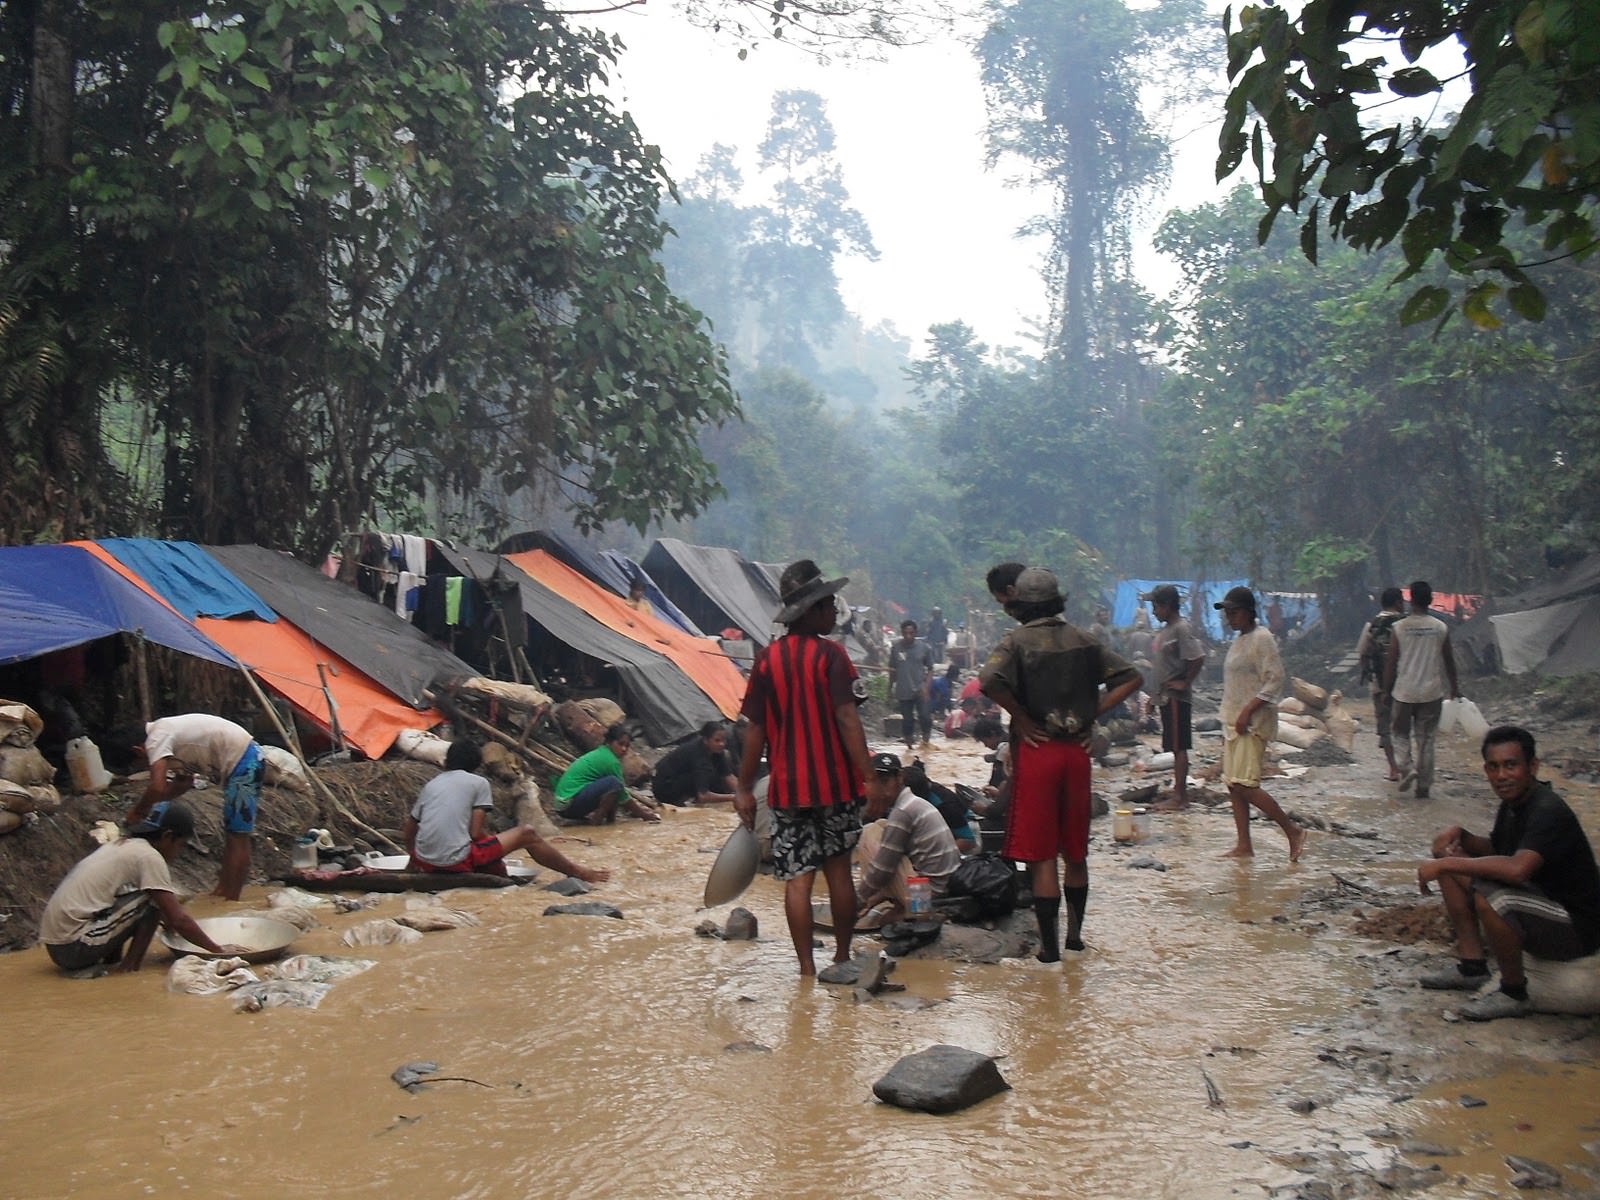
[584,8,1235,352]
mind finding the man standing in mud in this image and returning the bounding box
[1418,725,1600,1020]
[1144,584,1205,812]
[1383,580,1460,800]
[1215,587,1305,863]
[888,619,935,751]
[736,559,872,978]
[1356,587,1406,782]
[979,568,1142,961]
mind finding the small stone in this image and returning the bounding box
[542,877,593,896]
[1126,854,1167,871]
[1399,1140,1458,1157]
[1227,1141,1253,1150]
[542,901,623,919]
[1288,1097,1317,1114]
[872,1044,1010,1114]
[723,1041,770,1054]
[1459,1094,1487,1108]
[1505,1155,1561,1189]
[723,907,758,940]
[817,960,861,985]
[694,919,721,939]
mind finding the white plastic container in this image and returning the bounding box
[1113,809,1135,841]
[906,875,932,916]
[65,737,113,793]
[1131,808,1152,841]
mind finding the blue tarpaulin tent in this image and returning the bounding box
[94,538,277,622]
[0,545,237,667]
[1111,579,1320,642]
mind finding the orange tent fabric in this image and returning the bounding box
[505,549,747,719]
[76,542,437,758]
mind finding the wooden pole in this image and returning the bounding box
[237,665,401,852]
[425,688,572,775]
[132,631,153,723]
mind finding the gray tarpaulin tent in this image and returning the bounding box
[436,546,724,745]
[642,538,781,647]
[204,544,473,708]
[1457,556,1600,676]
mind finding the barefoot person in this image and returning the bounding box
[1417,725,1600,1020]
[121,713,266,901]
[40,802,243,974]
[979,568,1142,961]
[736,559,872,977]
[552,725,659,825]
[407,739,610,883]
[1144,584,1205,811]
[1214,587,1305,862]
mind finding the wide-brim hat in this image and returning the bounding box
[775,559,849,624]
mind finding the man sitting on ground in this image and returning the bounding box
[1418,724,1600,1020]
[854,752,961,921]
[407,739,610,883]
[651,721,737,807]
[552,724,660,825]
[40,802,242,975]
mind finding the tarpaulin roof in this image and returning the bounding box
[642,538,781,646]
[0,545,238,668]
[436,546,726,745]
[498,530,702,636]
[1111,579,1249,642]
[204,544,472,708]
[94,538,276,621]
[1458,556,1600,675]
[504,549,745,718]
[76,542,439,758]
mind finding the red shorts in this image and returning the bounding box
[409,835,508,875]
[1003,739,1091,864]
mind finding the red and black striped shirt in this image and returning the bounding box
[741,633,865,809]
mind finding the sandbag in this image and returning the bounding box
[0,701,43,747]
[394,729,450,767]
[258,745,311,793]
[0,779,57,815]
[1278,712,1328,731]
[1278,697,1309,716]
[1290,678,1328,710]
[1273,724,1325,750]
[553,701,605,752]
[168,956,259,995]
[395,906,480,932]
[0,745,55,786]
[0,810,24,836]
[1322,692,1358,753]
[1525,951,1600,1015]
[479,741,523,781]
[577,697,626,729]
[512,778,561,840]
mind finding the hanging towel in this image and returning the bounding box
[444,576,464,625]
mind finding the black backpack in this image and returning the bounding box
[943,853,1018,919]
[1361,612,1402,683]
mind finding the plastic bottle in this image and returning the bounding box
[292,833,320,871]
[906,876,932,916]
[65,736,113,793]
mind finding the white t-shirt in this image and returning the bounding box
[1220,625,1283,739]
[1391,613,1451,704]
[39,839,174,944]
[145,714,254,779]
[410,770,494,867]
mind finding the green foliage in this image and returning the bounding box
[1219,0,1600,327]
[1,0,736,552]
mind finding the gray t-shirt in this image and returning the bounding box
[410,770,494,867]
[888,638,934,702]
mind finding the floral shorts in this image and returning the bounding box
[770,801,862,881]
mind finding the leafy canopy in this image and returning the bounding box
[1218,0,1600,328]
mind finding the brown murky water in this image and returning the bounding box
[5,730,1595,1198]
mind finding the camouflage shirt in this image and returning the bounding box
[978,617,1141,743]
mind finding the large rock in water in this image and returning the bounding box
[542,901,624,919]
[872,1045,1010,1114]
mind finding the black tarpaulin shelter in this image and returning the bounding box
[642,538,781,647]
[434,546,725,745]
[204,544,473,708]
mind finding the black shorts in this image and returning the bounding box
[770,801,862,881]
[1158,696,1192,753]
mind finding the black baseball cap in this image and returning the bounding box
[870,751,902,774]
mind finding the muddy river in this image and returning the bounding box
[5,727,1597,1198]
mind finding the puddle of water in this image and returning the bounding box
[4,732,1593,1199]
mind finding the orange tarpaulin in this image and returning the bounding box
[76,542,437,759]
[504,549,746,720]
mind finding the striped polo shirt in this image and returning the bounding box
[741,632,866,809]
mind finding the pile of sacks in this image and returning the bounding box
[1275,679,1358,754]
[0,701,60,836]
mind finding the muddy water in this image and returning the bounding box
[3,730,1595,1199]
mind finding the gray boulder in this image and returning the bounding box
[724,907,758,940]
[543,902,624,919]
[543,877,593,896]
[872,1044,1010,1114]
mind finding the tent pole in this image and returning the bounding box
[237,664,400,853]
[132,631,153,724]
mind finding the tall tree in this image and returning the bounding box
[0,0,737,554]
[745,89,878,374]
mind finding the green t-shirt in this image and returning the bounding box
[553,745,624,810]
